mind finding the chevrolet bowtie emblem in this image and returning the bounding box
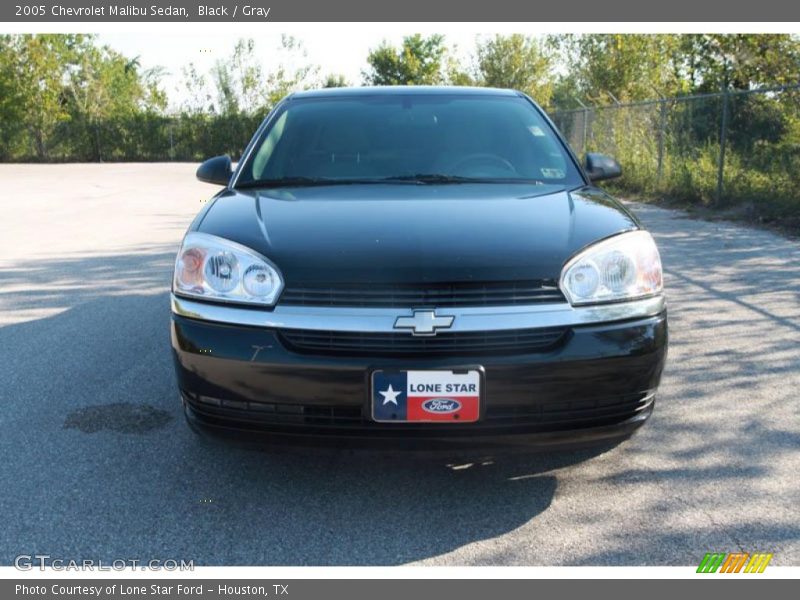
[394,310,455,336]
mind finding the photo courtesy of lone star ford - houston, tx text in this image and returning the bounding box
[0,0,798,597]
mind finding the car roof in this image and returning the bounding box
[289,86,523,100]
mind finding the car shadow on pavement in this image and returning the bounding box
[176,439,586,565]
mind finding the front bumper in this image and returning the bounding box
[170,301,668,451]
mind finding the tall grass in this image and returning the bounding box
[551,93,800,227]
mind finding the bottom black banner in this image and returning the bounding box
[1,579,783,600]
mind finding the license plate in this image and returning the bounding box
[371,369,482,423]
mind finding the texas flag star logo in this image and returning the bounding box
[379,384,402,405]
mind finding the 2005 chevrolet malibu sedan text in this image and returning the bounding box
[170,86,668,451]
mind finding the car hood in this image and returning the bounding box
[194,183,639,285]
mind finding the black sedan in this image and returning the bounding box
[170,86,667,451]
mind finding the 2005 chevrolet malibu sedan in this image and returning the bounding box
[170,86,667,451]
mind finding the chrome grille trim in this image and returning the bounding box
[171,294,666,332]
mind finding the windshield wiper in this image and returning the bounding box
[237,176,415,189]
[237,175,460,188]
[235,177,341,189]
[378,174,547,185]
[377,174,476,184]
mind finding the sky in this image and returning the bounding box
[97,30,485,112]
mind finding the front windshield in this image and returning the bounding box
[235,93,583,187]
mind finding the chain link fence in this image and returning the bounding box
[548,84,800,222]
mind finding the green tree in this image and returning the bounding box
[0,34,167,159]
[211,38,263,115]
[473,34,555,104]
[261,35,319,107]
[0,36,26,158]
[560,34,684,103]
[0,35,77,158]
[446,59,474,87]
[363,34,449,85]
[322,73,349,88]
[676,34,800,91]
[676,35,800,152]
[202,36,319,116]
[65,39,166,158]
[180,63,213,114]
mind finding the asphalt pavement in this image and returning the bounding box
[0,163,797,566]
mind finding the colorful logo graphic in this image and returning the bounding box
[697,552,773,573]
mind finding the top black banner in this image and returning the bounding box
[3,0,800,22]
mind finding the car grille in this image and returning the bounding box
[279,280,566,308]
[485,392,653,427]
[278,327,569,357]
[184,391,654,433]
[190,394,366,426]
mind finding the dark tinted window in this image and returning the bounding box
[237,94,582,186]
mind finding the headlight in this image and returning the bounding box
[560,230,663,305]
[173,232,284,306]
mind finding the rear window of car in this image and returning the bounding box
[237,93,583,186]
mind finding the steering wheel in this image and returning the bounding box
[448,153,517,176]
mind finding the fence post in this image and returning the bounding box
[716,87,730,204]
[574,97,589,155]
[169,122,175,160]
[94,122,102,162]
[656,99,667,186]
[582,108,589,154]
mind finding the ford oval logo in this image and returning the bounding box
[422,398,462,414]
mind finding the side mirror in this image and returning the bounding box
[196,155,232,186]
[585,153,622,182]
